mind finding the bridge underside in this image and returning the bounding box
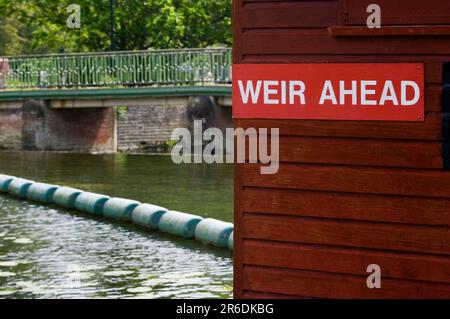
[0,87,232,153]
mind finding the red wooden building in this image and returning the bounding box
[233,0,450,298]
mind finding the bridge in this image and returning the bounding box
[0,48,232,153]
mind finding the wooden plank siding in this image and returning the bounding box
[243,240,450,283]
[328,25,450,37]
[342,0,450,26]
[241,31,450,55]
[242,163,450,198]
[235,113,446,141]
[242,1,339,29]
[247,136,444,169]
[239,56,447,84]
[233,0,450,299]
[242,188,450,226]
[243,266,450,299]
[242,213,450,256]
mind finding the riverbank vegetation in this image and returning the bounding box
[0,0,232,56]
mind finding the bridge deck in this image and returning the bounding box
[0,86,231,102]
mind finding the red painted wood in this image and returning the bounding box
[233,0,450,299]
[343,0,450,25]
[242,1,338,28]
[243,266,450,299]
[238,56,445,84]
[274,136,443,169]
[242,188,450,226]
[233,162,245,299]
[329,25,450,36]
[235,112,444,140]
[426,84,443,111]
[233,0,244,65]
[241,290,301,299]
[244,240,450,283]
[243,214,450,255]
[242,30,450,55]
[242,163,450,198]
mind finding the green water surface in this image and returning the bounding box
[0,152,233,298]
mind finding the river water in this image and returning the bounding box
[0,152,233,298]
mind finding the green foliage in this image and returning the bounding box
[0,0,232,55]
[178,0,232,48]
[164,139,178,152]
[116,105,129,119]
[0,18,26,56]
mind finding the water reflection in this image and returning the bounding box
[0,152,233,221]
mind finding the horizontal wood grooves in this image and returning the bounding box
[444,141,450,170]
[343,0,450,25]
[237,0,450,60]
[243,213,450,256]
[428,85,443,111]
[239,57,446,84]
[276,136,443,169]
[234,0,450,298]
[242,188,450,226]
[235,113,444,141]
[243,265,450,299]
[242,30,450,55]
[243,240,450,284]
[244,135,443,169]
[243,163,450,198]
[242,1,338,29]
[329,25,450,37]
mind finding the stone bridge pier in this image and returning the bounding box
[21,100,116,152]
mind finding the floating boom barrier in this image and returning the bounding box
[0,174,233,250]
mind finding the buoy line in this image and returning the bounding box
[0,174,234,250]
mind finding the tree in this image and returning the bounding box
[178,0,232,48]
[0,1,27,56]
[0,0,232,55]
[0,18,26,56]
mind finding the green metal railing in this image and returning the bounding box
[0,48,232,90]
